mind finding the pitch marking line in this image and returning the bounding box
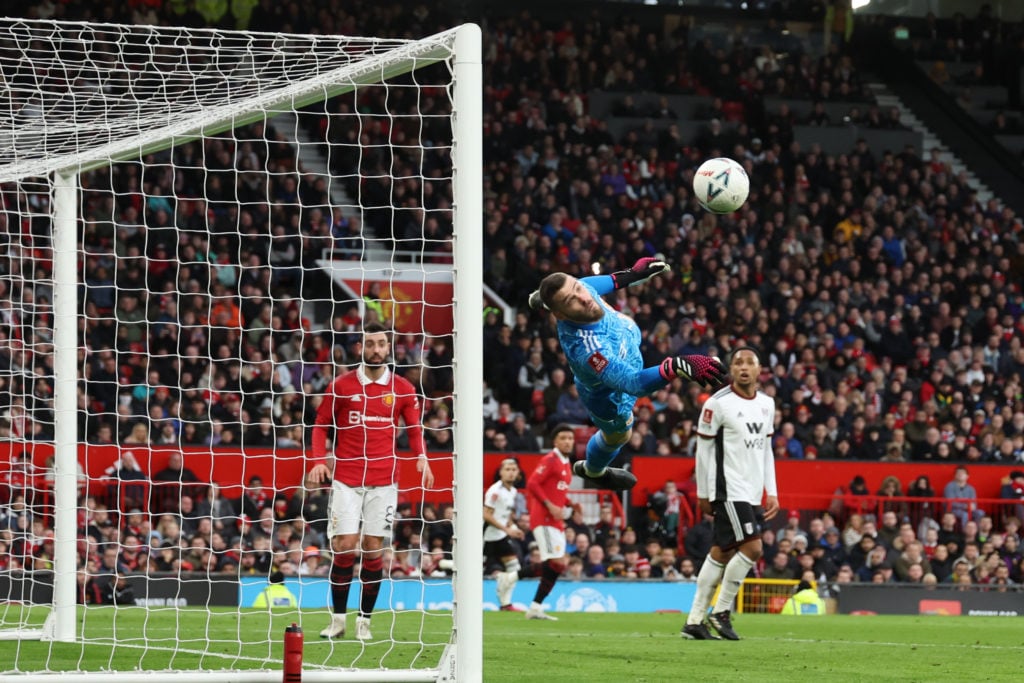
[485,630,1024,651]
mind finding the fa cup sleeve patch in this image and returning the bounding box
[587,351,609,373]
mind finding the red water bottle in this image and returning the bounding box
[283,623,303,683]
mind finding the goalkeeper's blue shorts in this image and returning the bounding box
[579,385,636,435]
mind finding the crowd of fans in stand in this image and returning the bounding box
[0,0,1023,593]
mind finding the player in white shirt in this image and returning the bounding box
[484,458,526,611]
[682,346,779,641]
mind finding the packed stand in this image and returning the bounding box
[0,0,1023,592]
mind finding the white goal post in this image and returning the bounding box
[0,17,481,683]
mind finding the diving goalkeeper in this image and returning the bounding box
[530,259,726,490]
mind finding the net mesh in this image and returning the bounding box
[0,17,461,677]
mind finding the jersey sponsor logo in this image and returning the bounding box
[744,437,767,450]
[702,408,713,424]
[556,480,570,491]
[352,395,362,402]
[746,423,763,434]
[587,351,609,373]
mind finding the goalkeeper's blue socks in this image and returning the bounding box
[584,430,623,475]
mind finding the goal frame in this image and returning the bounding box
[3,21,482,683]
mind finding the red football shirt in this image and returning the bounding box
[526,449,572,530]
[311,366,426,487]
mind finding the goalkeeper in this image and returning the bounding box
[530,260,726,490]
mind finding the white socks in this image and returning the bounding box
[713,552,755,614]
[685,557,724,626]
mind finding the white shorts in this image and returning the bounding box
[327,480,398,539]
[532,525,566,562]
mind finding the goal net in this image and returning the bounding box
[0,17,482,682]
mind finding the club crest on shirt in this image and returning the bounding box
[702,408,713,424]
[587,351,609,373]
[382,394,394,406]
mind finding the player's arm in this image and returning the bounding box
[307,384,338,485]
[762,403,779,520]
[401,388,434,489]
[595,355,725,396]
[483,502,524,539]
[694,398,720,515]
[587,257,670,294]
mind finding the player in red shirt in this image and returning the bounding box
[523,423,575,620]
[308,322,434,641]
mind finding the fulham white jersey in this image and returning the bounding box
[483,480,518,542]
[695,385,778,505]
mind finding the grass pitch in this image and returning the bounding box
[2,607,1022,680]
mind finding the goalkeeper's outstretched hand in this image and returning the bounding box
[659,354,727,390]
[611,257,670,289]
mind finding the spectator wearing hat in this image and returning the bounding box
[791,534,811,558]
[780,509,805,541]
[948,557,973,586]
[820,526,847,567]
[855,545,890,583]
[298,545,328,577]
[606,553,628,578]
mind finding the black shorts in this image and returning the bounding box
[711,501,765,550]
[484,537,516,565]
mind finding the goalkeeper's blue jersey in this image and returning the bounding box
[556,277,664,428]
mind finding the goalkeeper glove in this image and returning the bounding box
[611,257,670,289]
[659,354,727,389]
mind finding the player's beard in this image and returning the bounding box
[362,351,388,367]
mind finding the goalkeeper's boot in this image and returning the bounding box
[355,615,373,641]
[572,460,637,491]
[681,622,721,640]
[707,610,740,640]
[319,614,346,639]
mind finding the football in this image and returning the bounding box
[692,157,749,214]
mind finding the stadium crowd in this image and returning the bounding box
[0,0,1023,595]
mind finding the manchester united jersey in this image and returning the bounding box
[311,366,426,487]
[526,449,572,530]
